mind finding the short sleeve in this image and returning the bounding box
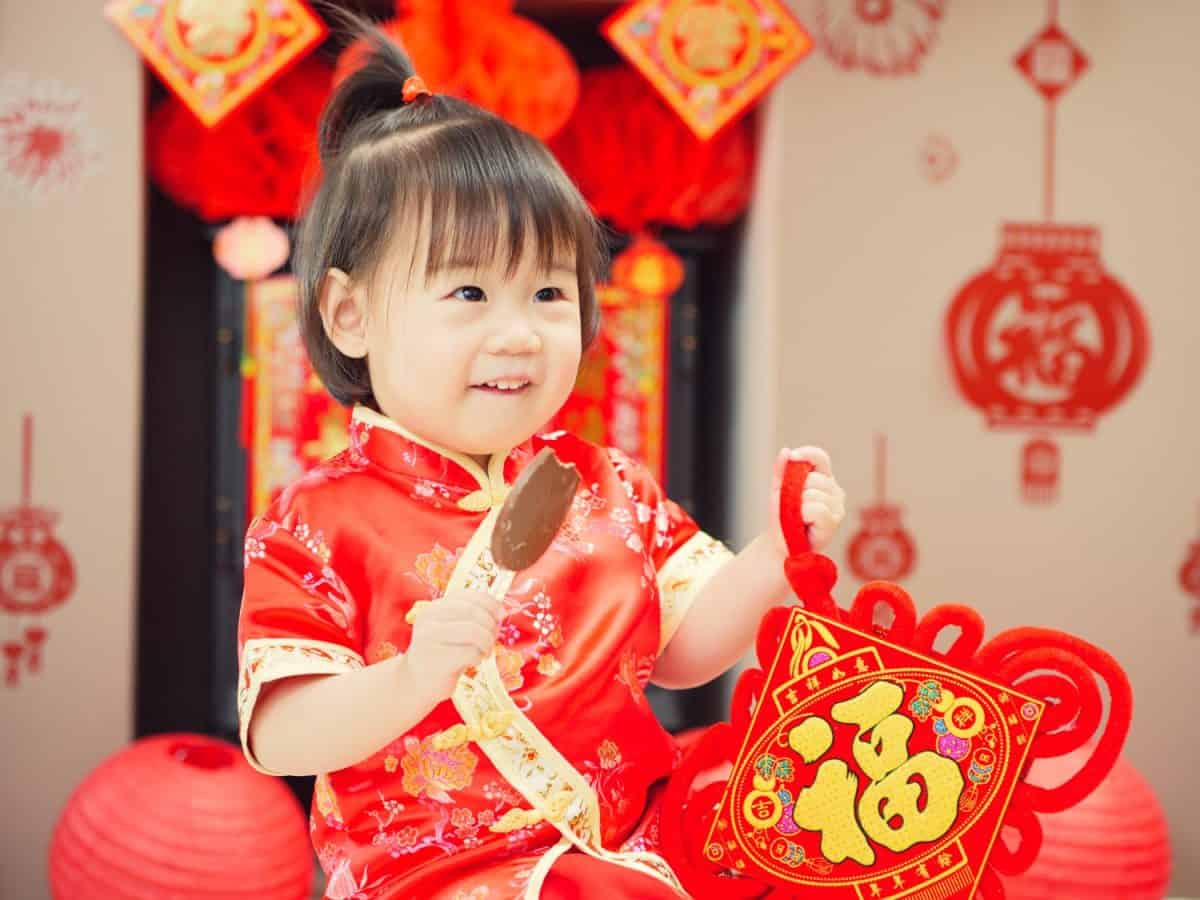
[237,512,366,774]
[608,449,734,655]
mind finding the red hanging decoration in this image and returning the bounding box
[50,734,312,898]
[147,54,332,222]
[548,281,670,485]
[657,460,1134,900]
[611,234,687,298]
[847,434,916,582]
[242,275,351,521]
[920,133,958,184]
[1180,502,1200,634]
[333,0,579,141]
[1001,748,1171,900]
[943,3,1149,503]
[603,0,812,141]
[549,65,757,232]
[105,0,326,128]
[0,416,75,688]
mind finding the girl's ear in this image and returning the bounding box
[319,268,369,359]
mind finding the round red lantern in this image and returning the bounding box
[1002,750,1171,900]
[334,0,579,141]
[611,235,686,298]
[49,734,313,899]
[945,223,1148,499]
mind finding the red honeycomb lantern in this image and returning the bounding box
[334,0,579,141]
[945,223,1148,500]
[49,734,312,899]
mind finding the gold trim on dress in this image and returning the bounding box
[441,507,685,898]
[238,637,366,775]
[655,530,735,654]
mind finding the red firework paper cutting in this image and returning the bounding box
[658,460,1133,899]
[943,1,1148,503]
[1,416,76,687]
[0,75,101,196]
[1180,502,1200,634]
[105,0,326,128]
[603,0,813,140]
[848,434,916,583]
[809,0,948,77]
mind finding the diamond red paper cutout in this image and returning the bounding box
[603,0,813,141]
[1014,23,1089,100]
[105,0,326,128]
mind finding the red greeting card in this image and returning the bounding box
[706,608,1044,899]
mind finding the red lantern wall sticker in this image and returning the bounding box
[1181,502,1200,634]
[847,434,916,582]
[944,0,1148,504]
[1,416,75,687]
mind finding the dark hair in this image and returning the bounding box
[294,18,605,408]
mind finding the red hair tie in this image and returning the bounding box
[402,75,431,104]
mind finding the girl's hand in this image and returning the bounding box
[770,447,846,555]
[404,590,503,703]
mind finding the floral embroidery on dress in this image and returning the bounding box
[399,734,479,802]
[615,647,655,707]
[494,644,526,692]
[582,738,634,838]
[410,542,463,596]
[290,518,332,563]
[243,534,266,569]
[452,888,491,900]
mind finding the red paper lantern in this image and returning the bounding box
[1002,749,1171,900]
[334,0,579,141]
[945,224,1148,499]
[611,235,686,298]
[549,65,757,232]
[49,734,312,899]
[147,54,332,221]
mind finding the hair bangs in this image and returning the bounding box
[393,119,602,285]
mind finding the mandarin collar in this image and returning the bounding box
[349,406,537,512]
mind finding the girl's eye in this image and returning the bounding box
[535,287,566,302]
[451,285,486,302]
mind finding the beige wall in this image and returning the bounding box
[0,2,143,898]
[734,0,1196,893]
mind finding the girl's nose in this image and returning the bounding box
[484,317,542,355]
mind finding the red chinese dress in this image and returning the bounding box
[237,407,733,899]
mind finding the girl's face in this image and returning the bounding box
[363,220,583,458]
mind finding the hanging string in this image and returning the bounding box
[1043,0,1059,222]
[21,414,32,508]
[876,433,887,503]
